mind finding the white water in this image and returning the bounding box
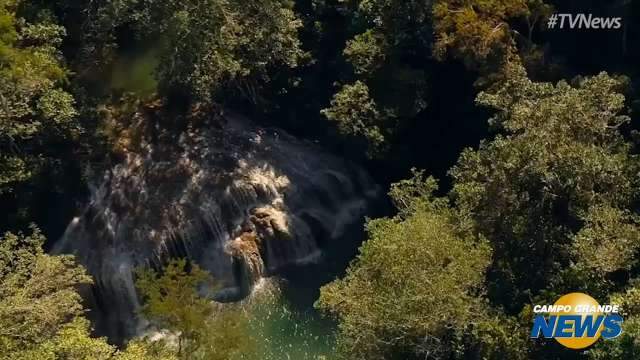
[54,113,379,341]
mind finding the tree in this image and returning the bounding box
[0,226,175,360]
[343,29,387,76]
[433,0,530,68]
[317,171,525,359]
[0,226,92,352]
[136,259,253,359]
[355,0,433,52]
[450,63,639,312]
[320,0,553,159]
[321,0,431,157]
[0,0,79,194]
[587,284,640,360]
[71,0,304,105]
[151,0,304,104]
[7,317,178,360]
[136,259,213,357]
[6,318,116,360]
[321,81,394,157]
[573,206,640,274]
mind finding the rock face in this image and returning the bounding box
[54,107,379,342]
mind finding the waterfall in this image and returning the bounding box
[54,111,380,342]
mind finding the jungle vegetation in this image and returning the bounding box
[2,0,640,359]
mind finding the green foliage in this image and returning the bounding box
[343,30,386,75]
[136,259,253,359]
[573,205,640,274]
[388,168,442,216]
[193,306,255,360]
[7,317,178,360]
[76,0,304,104]
[317,172,504,359]
[587,284,640,359]
[522,0,553,42]
[109,47,161,97]
[153,0,304,103]
[136,259,213,357]
[0,226,175,360]
[357,0,433,49]
[322,81,394,157]
[433,0,529,67]
[588,316,640,360]
[0,0,79,194]
[0,226,92,352]
[323,0,431,158]
[6,318,116,360]
[4,1,640,359]
[116,339,177,360]
[138,276,338,360]
[469,314,529,360]
[450,63,639,311]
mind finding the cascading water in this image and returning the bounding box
[54,107,379,342]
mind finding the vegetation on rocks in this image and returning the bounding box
[3,0,640,359]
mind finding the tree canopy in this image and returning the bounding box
[136,259,255,360]
[451,63,639,311]
[0,0,78,194]
[4,0,640,359]
[0,227,176,360]
[319,63,640,359]
[68,0,304,104]
[318,171,526,359]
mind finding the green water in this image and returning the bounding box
[246,283,337,359]
[244,217,374,359]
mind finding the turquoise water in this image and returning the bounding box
[244,218,374,359]
[246,282,337,360]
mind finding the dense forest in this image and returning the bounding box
[2,0,640,359]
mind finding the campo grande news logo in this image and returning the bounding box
[530,293,624,349]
